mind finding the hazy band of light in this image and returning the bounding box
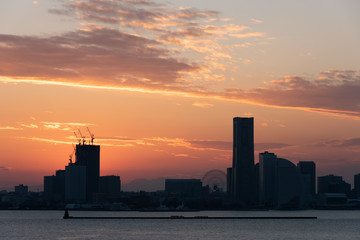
[0,77,199,98]
[1,77,358,119]
[17,137,134,147]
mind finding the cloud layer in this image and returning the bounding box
[0,166,9,171]
[0,27,196,89]
[220,70,360,118]
[0,0,359,119]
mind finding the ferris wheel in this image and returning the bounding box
[202,169,227,192]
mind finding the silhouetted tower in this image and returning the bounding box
[355,174,360,198]
[231,117,255,206]
[227,167,233,196]
[75,144,100,202]
[297,161,316,196]
[259,151,278,206]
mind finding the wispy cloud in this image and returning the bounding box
[20,136,134,147]
[220,70,360,118]
[251,18,263,24]
[2,69,359,119]
[230,32,264,38]
[20,124,39,129]
[315,137,360,148]
[0,126,22,130]
[21,133,293,153]
[0,166,9,171]
[41,121,94,131]
[192,102,214,108]
[1,120,95,133]
[254,143,294,151]
[18,137,73,145]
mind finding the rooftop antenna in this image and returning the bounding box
[78,129,86,145]
[87,127,95,144]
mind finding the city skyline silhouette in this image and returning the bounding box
[0,117,355,211]
[1,0,359,195]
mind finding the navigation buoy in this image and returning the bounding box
[63,208,69,219]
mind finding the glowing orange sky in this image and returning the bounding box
[0,0,359,189]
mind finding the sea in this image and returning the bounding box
[0,210,359,240]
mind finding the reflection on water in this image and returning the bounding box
[1,210,360,240]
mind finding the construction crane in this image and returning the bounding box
[78,129,86,145]
[87,127,95,144]
[68,143,76,164]
[73,131,81,144]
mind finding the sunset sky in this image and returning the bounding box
[1,0,360,189]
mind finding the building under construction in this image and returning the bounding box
[44,128,119,204]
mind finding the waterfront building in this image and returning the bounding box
[99,175,121,194]
[259,151,278,206]
[276,158,305,209]
[43,170,65,202]
[354,174,360,198]
[75,144,100,202]
[226,167,233,196]
[318,174,351,196]
[14,184,28,196]
[258,151,305,209]
[231,117,255,206]
[297,161,316,196]
[65,165,86,203]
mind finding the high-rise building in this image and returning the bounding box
[354,174,360,198]
[297,161,316,196]
[65,164,86,203]
[254,162,259,204]
[75,144,100,202]
[226,167,233,196]
[259,151,278,206]
[231,117,255,205]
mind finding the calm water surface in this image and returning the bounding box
[0,210,359,239]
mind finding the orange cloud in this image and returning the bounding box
[230,32,265,38]
[192,102,214,108]
[0,126,22,130]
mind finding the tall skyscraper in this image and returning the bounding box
[226,167,233,196]
[231,117,255,206]
[354,173,360,198]
[75,144,100,202]
[297,161,316,196]
[65,164,86,203]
